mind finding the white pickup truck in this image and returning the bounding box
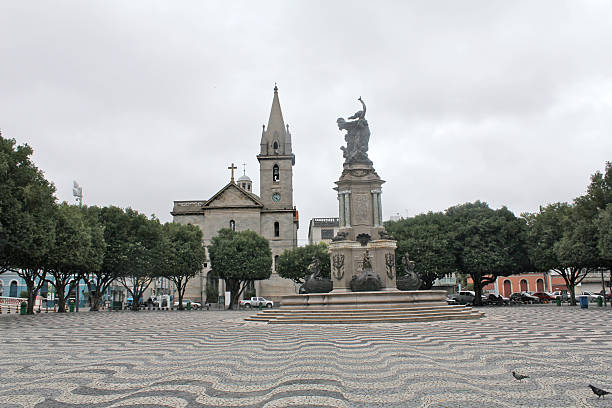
[239,297,274,308]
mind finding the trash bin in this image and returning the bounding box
[186,300,191,311]
[597,296,603,307]
[579,295,589,309]
[69,299,75,312]
[20,301,27,315]
[556,296,561,306]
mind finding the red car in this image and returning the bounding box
[533,292,556,302]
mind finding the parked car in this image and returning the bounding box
[521,292,540,303]
[510,292,539,304]
[532,292,556,302]
[487,293,509,305]
[580,291,603,302]
[239,297,274,308]
[173,299,201,309]
[451,291,475,305]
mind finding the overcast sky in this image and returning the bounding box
[1,1,611,244]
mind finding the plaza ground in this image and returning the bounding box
[1,305,611,407]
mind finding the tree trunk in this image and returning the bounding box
[473,277,483,306]
[130,287,141,311]
[26,282,37,314]
[568,284,577,306]
[226,279,242,309]
[56,285,66,313]
[176,279,184,311]
[90,294,101,311]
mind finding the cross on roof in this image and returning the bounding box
[228,163,237,182]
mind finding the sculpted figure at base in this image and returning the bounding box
[350,250,383,292]
[300,257,333,294]
[396,253,423,291]
[337,97,372,164]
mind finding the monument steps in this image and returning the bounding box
[246,305,484,324]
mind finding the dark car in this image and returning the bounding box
[532,292,556,302]
[510,292,539,304]
[487,293,509,306]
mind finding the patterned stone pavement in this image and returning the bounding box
[1,305,612,408]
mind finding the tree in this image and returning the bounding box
[209,228,272,308]
[385,212,455,289]
[161,222,206,310]
[276,243,330,285]
[447,202,529,306]
[79,206,111,311]
[0,135,56,313]
[526,203,592,306]
[116,209,163,312]
[45,204,98,313]
[597,204,612,294]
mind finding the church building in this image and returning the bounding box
[171,86,299,303]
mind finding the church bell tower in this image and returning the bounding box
[257,85,295,209]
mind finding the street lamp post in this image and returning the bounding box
[72,181,83,207]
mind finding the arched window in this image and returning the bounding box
[520,279,528,292]
[273,140,279,153]
[273,164,279,182]
[274,221,280,237]
[503,280,512,298]
[274,255,279,271]
[9,281,18,297]
[229,220,236,231]
[536,278,544,292]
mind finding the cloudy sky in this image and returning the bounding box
[1,1,611,244]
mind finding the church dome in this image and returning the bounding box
[237,174,253,192]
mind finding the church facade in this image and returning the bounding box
[171,86,299,303]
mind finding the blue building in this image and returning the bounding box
[0,271,92,308]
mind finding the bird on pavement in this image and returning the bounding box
[512,371,529,381]
[589,384,610,399]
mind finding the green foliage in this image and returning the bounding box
[276,243,330,284]
[385,212,455,289]
[446,201,529,305]
[160,222,206,309]
[114,208,163,311]
[209,228,272,308]
[598,205,612,262]
[0,134,56,313]
[45,203,99,312]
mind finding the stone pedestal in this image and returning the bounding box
[329,159,399,292]
[330,239,397,292]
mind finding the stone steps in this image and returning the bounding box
[246,305,484,324]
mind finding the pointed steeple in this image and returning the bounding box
[266,84,286,135]
[260,84,291,155]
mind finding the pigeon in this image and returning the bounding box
[589,384,610,399]
[512,371,529,381]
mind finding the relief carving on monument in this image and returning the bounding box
[332,254,345,280]
[385,253,395,279]
[353,194,370,223]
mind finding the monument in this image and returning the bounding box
[328,97,398,293]
[247,98,483,323]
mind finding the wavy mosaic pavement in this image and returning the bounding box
[1,306,612,407]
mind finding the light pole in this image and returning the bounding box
[73,181,83,207]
